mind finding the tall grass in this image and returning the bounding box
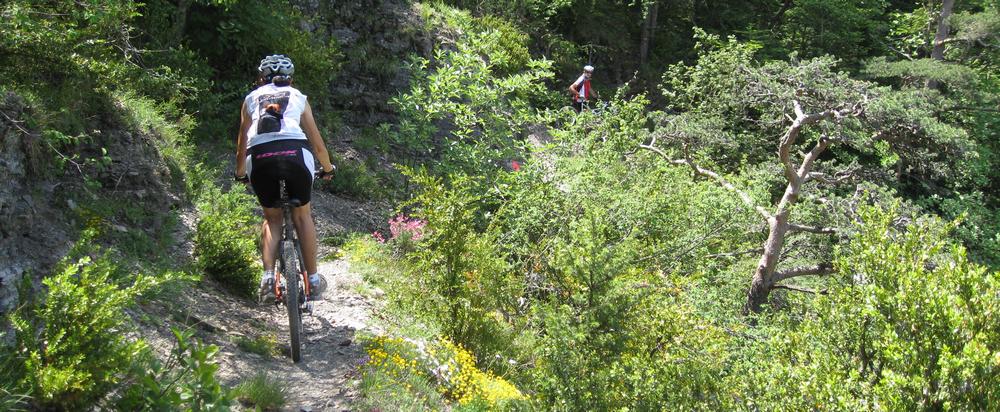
[232,372,287,411]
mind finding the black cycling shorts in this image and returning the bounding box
[247,139,315,208]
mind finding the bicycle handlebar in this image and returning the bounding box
[315,167,335,179]
[234,165,333,184]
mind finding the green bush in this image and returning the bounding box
[388,3,554,176]
[733,205,1000,410]
[194,185,261,298]
[320,154,383,199]
[116,329,232,411]
[234,334,280,358]
[471,15,532,76]
[4,256,150,409]
[401,170,518,359]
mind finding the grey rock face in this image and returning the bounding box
[1,93,33,315]
[291,0,429,125]
[0,91,178,321]
[0,93,65,318]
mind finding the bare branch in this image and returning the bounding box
[779,102,862,188]
[881,41,915,61]
[640,143,773,220]
[1,111,85,176]
[636,219,737,264]
[797,135,832,180]
[771,284,829,294]
[779,128,802,184]
[792,99,805,119]
[771,263,835,283]
[788,223,838,235]
[0,111,32,135]
[804,169,857,184]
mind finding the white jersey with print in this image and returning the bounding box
[244,83,309,148]
[573,74,588,101]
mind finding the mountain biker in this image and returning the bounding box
[234,54,334,303]
[568,65,597,113]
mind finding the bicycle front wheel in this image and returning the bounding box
[282,240,303,363]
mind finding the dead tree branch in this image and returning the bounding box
[772,263,835,283]
[771,284,829,294]
[639,143,772,221]
[788,224,838,235]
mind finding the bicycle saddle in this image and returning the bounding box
[285,198,302,208]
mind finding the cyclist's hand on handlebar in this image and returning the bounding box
[316,167,335,181]
[234,173,250,184]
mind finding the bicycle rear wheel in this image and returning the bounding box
[282,239,303,363]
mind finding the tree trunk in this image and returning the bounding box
[769,0,795,29]
[171,0,193,47]
[743,112,827,314]
[639,1,659,68]
[646,103,850,314]
[745,211,790,314]
[927,0,955,89]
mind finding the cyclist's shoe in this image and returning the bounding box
[308,274,327,300]
[259,277,276,304]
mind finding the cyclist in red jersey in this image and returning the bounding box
[568,65,596,113]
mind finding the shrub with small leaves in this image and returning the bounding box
[320,154,383,199]
[116,329,232,411]
[4,255,149,410]
[194,185,261,298]
[733,205,1000,410]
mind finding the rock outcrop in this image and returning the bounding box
[0,93,72,319]
[293,0,429,126]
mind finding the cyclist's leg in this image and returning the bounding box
[290,205,318,275]
[248,141,287,276]
[279,139,318,275]
[261,207,283,271]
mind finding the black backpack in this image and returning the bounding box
[257,103,284,134]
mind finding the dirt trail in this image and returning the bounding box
[143,187,387,411]
[216,258,376,411]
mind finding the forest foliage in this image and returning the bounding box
[1,0,999,410]
[351,1,1000,410]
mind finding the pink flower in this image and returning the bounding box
[511,160,521,172]
[373,231,386,243]
[388,214,426,241]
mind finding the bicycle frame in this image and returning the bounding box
[271,179,312,362]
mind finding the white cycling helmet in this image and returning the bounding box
[258,54,295,77]
[583,65,594,72]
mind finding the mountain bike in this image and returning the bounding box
[581,100,612,116]
[267,178,311,362]
[243,170,329,363]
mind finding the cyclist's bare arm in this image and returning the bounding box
[236,101,252,177]
[300,102,334,180]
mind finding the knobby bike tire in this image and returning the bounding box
[283,239,303,363]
